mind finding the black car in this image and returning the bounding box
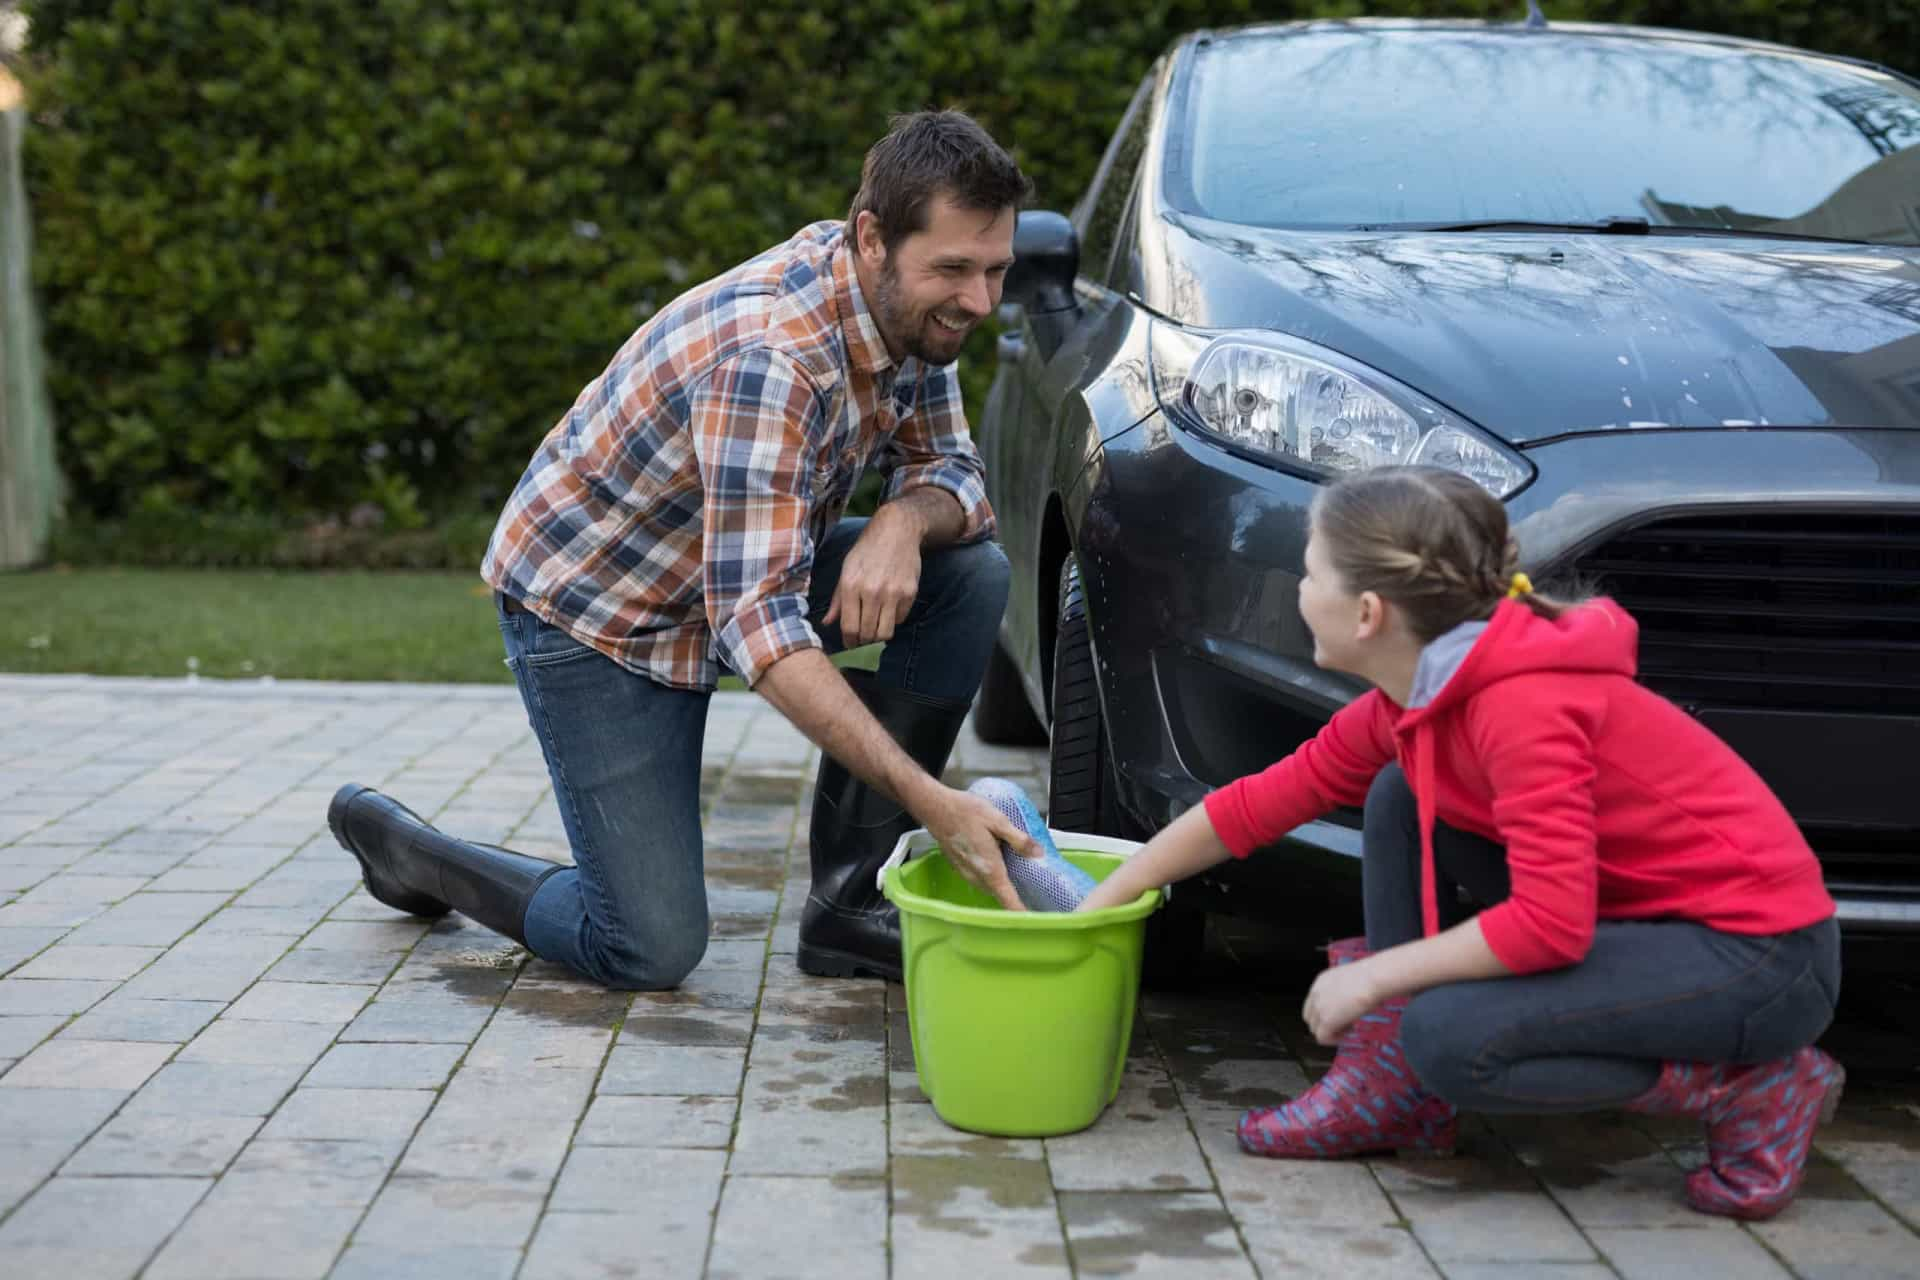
[971,18,1920,963]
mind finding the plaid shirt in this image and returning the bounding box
[481,220,996,691]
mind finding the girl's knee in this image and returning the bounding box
[1364,763,1415,825]
[1399,989,1479,1104]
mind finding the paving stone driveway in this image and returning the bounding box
[1,674,1916,1279]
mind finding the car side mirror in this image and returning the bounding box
[1004,211,1079,316]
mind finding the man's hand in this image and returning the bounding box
[823,507,923,647]
[915,785,1033,912]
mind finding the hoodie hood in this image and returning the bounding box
[1402,598,1639,725]
[1407,620,1486,710]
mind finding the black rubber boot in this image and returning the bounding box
[798,673,970,982]
[327,783,564,948]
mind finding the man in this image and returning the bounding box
[328,111,1038,988]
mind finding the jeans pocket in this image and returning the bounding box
[520,617,599,669]
[523,642,599,669]
[1736,964,1833,1064]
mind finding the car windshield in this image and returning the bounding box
[1169,28,1920,246]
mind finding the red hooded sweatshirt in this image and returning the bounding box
[1203,598,1834,974]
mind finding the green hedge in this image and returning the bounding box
[22,0,1919,537]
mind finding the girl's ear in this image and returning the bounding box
[1355,590,1388,640]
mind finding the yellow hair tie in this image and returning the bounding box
[1506,572,1534,600]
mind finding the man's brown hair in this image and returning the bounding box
[846,110,1031,252]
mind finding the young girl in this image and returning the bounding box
[1078,465,1842,1221]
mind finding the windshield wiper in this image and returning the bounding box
[1358,217,1877,246]
[1369,217,1657,235]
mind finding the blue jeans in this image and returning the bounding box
[1362,765,1841,1112]
[497,519,1009,989]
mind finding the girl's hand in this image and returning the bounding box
[1301,923,1511,1044]
[1302,957,1382,1045]
[1071,801,1235,912]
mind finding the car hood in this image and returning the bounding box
[1157,215,1920,444]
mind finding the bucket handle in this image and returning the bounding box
[875,827,1163,896]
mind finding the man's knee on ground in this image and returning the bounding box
[589,932,708,992]
[1400,986,1483,1105]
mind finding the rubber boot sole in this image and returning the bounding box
[796,941,902,984]
[327,783,452,919]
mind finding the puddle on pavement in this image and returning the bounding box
[1373,1140,1530,1194]
[1042,1199,1242,1271]
[760,1069,827,1094]
[1188,1084,1289,1110]
[1794,1152,1874,1202]
[702,863,785,891]
[715,773,808,806]
[892,1153,1054,1234]
[1824,1104,1920,1153]
[399,965,519,1002]
[1527,1153,1667,1192]
[752,1021,885,1047]
[810,1072,886,1113]
[709,912,773,938]
[635,984,759,1013]
[754,1068,887,1114]
[759,996,882,1028]
[617,1013,752,1046]
[500,986,631,1028]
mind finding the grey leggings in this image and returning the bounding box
[1363,765,1841,1113]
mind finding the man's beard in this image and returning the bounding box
[872,257,972,367]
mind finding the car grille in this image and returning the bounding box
[1805,828,1916,897]
[1572,511,1920,716]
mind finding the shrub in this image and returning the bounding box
[21,0,1916,542]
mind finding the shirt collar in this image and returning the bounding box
[832,235,897,379]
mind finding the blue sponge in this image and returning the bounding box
[967,777,1098,912]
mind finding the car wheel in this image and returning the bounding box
[1049,557,1207,985]
[1047,557,1130,836]
[972,640,1047,746]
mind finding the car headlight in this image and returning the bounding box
[1148,322,1531,498]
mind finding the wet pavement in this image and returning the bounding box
[0,674,1915,1279]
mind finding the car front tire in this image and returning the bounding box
[1048,557,1129,835]
[1049,556,1207,984]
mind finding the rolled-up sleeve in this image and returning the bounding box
[688,349,826,687]
[878,363,996,543]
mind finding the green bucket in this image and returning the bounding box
[881,834,1162,1137]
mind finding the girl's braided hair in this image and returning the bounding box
[1310,466,1579,643]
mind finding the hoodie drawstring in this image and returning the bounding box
[1415,725,1441,938]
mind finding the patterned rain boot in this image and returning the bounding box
[1626,1047,1845,1220]
[1238,936,1458,1159]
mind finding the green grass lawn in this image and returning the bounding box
[1,568,879,685]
